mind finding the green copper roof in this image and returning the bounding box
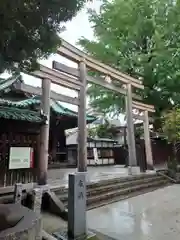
[12,96,95,122]
[0,96,96,122]
[0,76,96,123]
[0,106,42,122]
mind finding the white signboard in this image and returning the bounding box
[9,147,34,170]
[93,147,99,164]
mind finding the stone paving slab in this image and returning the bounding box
[42,212,66,234]
[87,185,180,240]
[42,213,116,240]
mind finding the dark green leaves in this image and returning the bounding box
[78,0,180,129]
[0,0,86,73]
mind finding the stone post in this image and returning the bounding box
[68,173,87,239]
[31,188,43,240]
[32,188,43,214]
[14,183,22,203]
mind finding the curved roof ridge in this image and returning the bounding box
[0,75,21,93]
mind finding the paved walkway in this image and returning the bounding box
[47,165,155,187]
[87,185,180,240]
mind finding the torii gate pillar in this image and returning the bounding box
[126,83,139,174]
[38,78,51,185]
[143,110,154,170]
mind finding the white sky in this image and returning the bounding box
[26,1,101,110]
[1,1,102,112]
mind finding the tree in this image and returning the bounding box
[162,108,180,145]
[0,0,87,73]
[162,108,180,171]
[78,0,180,130]
[87,127,97,138]
[96,121,117,138]
[87,119,118,138]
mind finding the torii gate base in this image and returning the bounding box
[128,166,141,175]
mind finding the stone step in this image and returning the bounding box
[62,178,169,209]
[86,181,171,210]
[86,173,160,189]
[87,176,165,197]
[86,179,168,206]
[53,173,161,196]
[57,175,165,202]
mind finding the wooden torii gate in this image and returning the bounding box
[53,39,155,173]
[16,38,155,181]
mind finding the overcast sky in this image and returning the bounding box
[21,1,102,111]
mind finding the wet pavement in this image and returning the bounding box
[87,184,180,240]
[47,165,155,187]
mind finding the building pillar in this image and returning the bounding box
[38,78,51,185]
[50,121,59,162]
[143,110,154,170]
[123,127,127,146]
[126,83,139,174]
[51,131,57,162]
[58,127,66,163]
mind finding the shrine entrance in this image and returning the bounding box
[21,38,155,182]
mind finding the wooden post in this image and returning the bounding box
[143,110,154,169]
[126,83,137,169]
[38,78,51,185]
[77,61,87,172]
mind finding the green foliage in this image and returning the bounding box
[88,119,118,139]
[134,125,144,139]
[0,0,87,73]
[162,108,180,171]
[87,127,97,138]
[162,108,180,143]
[167,156,178,173]
[95,119,117,138]
[78,0,180,128]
